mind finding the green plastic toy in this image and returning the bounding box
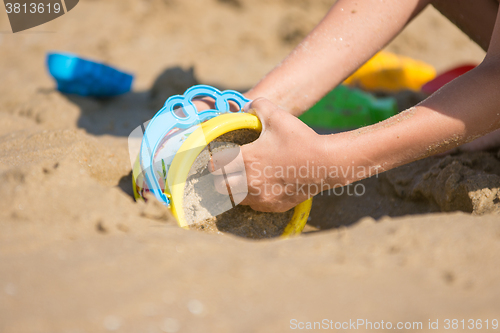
[299,85,397,130]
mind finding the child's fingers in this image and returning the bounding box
[243,101,253,113]
[208,146,245,175]
[242,98,280,132]
[213,172,248,195]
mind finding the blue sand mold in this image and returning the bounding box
[46,52,134,97]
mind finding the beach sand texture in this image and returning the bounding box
[1,1,499,332]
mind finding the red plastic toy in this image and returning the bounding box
[421,64,476,94]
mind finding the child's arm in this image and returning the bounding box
[245,0,431,116]
[212,2,500,213]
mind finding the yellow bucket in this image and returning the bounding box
[134,113,312,238]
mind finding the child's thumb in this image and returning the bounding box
[243,97,277,132]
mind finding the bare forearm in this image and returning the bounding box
[322,61,500,187]
[246,0,430,116]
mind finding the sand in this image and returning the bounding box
[308,152,500,231]
[1,0,499,332]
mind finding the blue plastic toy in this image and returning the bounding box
[138,84,250,205]
[46,52,134,97]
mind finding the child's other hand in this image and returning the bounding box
[192,97,215,112]
[192,96,246,113]
[209,98,326,212]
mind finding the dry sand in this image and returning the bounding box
[0,1,499,332]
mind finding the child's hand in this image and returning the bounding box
[192,97,214,111]
[192,97,246,113]
[209,98,327,212]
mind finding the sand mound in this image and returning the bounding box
[309,151,500,230]
[0,112,176,239]
[387,152,500,214]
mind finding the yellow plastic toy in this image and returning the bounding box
[344,51,436,92]
[166,113,313,238]
[132,87,313,239]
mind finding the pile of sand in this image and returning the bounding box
[309,151,500,230]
